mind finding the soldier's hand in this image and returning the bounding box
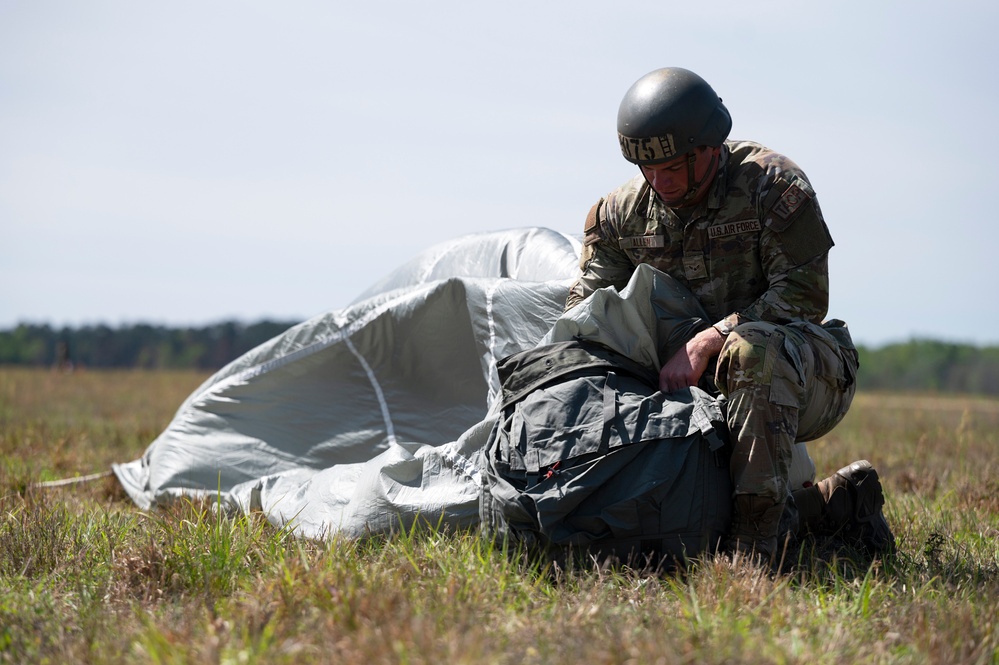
[659,327,726,392]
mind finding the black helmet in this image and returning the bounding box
[617,67,732,165]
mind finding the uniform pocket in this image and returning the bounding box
[768,330,807,408]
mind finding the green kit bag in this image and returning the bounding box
[479,339,731,568]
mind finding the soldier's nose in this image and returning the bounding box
[651,171,672,189]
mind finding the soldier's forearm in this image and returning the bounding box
[740,255,830,324]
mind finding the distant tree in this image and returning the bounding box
[0,320,299,370]
[856,339,999,395]
[0,324,51,365]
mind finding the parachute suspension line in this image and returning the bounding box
[484,280,502,409]
[32,470,113,488]
[344,336,398,446]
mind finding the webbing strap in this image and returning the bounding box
[600,371,618,452]
[497,339,658,409]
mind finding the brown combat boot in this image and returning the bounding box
[724,495,785,564]
[793,460,896,555]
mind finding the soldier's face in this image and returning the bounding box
[641,146,718,207]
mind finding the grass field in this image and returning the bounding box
[1,367,997,664]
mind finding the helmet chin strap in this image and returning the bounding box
[677,149,719,206]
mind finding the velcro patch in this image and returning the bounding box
[584,201,601,234]
[772,184,810,221]
[619,234,665,250]
[683,255,707,280]
[708,219,762,239]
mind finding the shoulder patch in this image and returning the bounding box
[581,199,604,248]
[584,200,601,234]
[772,184,810,221]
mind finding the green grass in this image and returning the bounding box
[1,368,997,664]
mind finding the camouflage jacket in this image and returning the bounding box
[565,141,834,331]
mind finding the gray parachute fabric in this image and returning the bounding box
[113,228,582,536]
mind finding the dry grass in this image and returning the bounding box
[1,368,997,664]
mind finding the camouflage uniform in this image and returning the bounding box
[566,140,858,506]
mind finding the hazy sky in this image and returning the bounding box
[2,1,997,346]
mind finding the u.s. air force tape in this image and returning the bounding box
[708,219,762,239]
[618,133,677,162]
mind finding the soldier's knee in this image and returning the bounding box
[718,322,779,372]
[722,322,774,363]
[716,322,782,394]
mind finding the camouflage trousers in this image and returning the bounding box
[714,319,858,503]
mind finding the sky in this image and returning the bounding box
[2,1,997,347]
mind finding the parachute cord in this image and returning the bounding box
[32,470,113,488]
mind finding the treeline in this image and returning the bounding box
[0,321,299,370]
[1,324,998,396]
[855,339,999,395]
